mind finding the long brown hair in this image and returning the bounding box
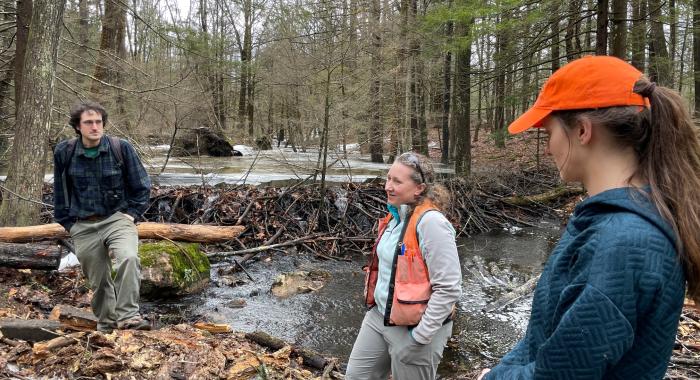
[555,77,700,300]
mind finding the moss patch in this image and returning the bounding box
[138,241,211,297]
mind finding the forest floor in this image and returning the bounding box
[2,134,699,379]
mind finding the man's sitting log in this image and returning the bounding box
[0,222,244,243]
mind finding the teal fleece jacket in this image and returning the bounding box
[485,187,685,379]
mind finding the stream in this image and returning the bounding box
[143,222,561,377]
[4,144,562,376]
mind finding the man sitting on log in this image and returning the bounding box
[53,101,152,333]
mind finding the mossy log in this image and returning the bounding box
[0,222,245,243]
[501,186,583,206]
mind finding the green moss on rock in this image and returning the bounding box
[138,241,211,298]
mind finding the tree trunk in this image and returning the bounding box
[454,20,473,177]
[416,60,428,155]
[648,0,671,85]
[669,0,676,82]
[441,17,453,164]
[631,0,646,71]
[493,15,507,149]
[610,0,627,58]
[565,0,583,61]
[550,3,561,72]
[694,0,700,116]
[14,0,32,117]
[596,0,609,55]
[0,0,65,227]
[369,0,383,163]
[77,0,89,84]
[90,0,127,103]
[239,0,253,134]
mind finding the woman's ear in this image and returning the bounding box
[577,116,593,145]
[414,183,427,197]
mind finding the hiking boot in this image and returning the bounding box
[117,315,151,330]
[96,322,117,333]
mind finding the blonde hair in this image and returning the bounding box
[395,152,451,210]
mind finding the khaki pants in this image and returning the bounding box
[71,212,141,330]
[346,307,453,380]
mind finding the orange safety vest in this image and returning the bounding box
[363,200,438,326]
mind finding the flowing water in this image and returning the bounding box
[144,222,561,377]
[0,144,453,186]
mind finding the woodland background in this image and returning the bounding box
[0,0,698,226]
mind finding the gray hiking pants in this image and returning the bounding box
[71,212,141,330]
[346,307,453,380]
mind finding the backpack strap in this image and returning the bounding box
[61,137,78,169]
[107,135,124,168]
[60,138,79,209]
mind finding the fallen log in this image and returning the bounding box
[49,304,97,331]
[207,233,337,261]
[0,318,62,342]
[193,322,231,334]
[32,332,86,357]
[482,275,540,313]
[0,222,245,243]
[245,330,329,370]
[501,186,583,206]
[0,242,61,270]
[136,222,245,243]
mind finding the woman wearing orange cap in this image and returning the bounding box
[479,55,700,379]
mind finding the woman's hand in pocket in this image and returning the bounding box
[476,368,490,380]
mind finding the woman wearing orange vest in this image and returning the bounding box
[345,152,462,380]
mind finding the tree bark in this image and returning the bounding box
[610,0,627,58]
[0,223,245,243]
[550,3,561,72]
[493,15,507,148]
[369,0,383,163]
[596,0,608,55]
[91,0,127,103]
[694,0,700,116]
[631,0,646,71]
[239,0,253,134]
[648,0,671,85]
[0,0,65,227]
[0,242,61,269]
[441,17,453,164]
[454,20,473,177]
[565,0,583,61]
[14,0,32,117]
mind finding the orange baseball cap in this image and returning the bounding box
[508,55,648,134]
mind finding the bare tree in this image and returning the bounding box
[596,0,608,55]
[0,0,66,226]
[610,0,626,58]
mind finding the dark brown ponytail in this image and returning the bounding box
[633,78,700,301]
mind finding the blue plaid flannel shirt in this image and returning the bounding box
[53,135,151,232]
